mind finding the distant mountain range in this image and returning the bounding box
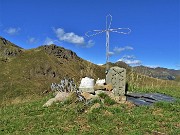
[0,36,179,105]
[133,66,180,81]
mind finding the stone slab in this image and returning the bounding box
[106,66,126,96]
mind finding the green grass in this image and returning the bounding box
[0,94,180,135]
[0,38,180,134]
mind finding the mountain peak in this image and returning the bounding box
[0,36,23,57]
[38,44,79,60]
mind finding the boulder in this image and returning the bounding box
[43,92,72,107]
[55,92,71,101]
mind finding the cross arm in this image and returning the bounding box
[110,28,131,34]
[85,29,106,37]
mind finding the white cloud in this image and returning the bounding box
[53,28,94,47]
[4,27,21,35]
[122,55,135,59]
[118,55,141,66]
[108,51,115,56]
[86,40,95,48]
[176,64,180,68]
[44,37,55,45]
[119,59,141,65]
[113,46,133,54]
[27,37,38,44]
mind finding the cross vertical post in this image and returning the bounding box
[106,30,110,71]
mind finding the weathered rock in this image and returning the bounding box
[55,92,71,101]
[43,92,72,107]
[106,67,126,96]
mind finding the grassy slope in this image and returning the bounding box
[0,95,179,135]
[126,71,180,98]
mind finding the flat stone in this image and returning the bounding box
[94,84,105,90]
[43,98,57,107]
[79,88,94,93]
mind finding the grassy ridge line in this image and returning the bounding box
[126,71,180,98]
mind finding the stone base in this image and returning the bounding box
[79,88,94,93]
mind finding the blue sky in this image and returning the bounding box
[0,0,179,69]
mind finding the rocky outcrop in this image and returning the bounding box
[0,36,23,57]
[39,44,79,60]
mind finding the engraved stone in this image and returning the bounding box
[106,67,126,96]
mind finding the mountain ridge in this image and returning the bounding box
[0,36,179,106]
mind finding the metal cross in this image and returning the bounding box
[85,14,131,72]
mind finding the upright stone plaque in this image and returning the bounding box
[106,67,126,96]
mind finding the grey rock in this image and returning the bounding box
[43,92,72,107]
[55,92,71,101]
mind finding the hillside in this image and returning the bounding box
[0,37,105,105]
[0,36,180,106]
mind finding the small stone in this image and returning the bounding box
[43,98,57,107]
[119,95,127,101]
[94,84,105,91]
[104,83,113,91]
[81,92,96,100]
[95,90,106,95]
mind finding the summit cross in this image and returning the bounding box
[85,14,131,72]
